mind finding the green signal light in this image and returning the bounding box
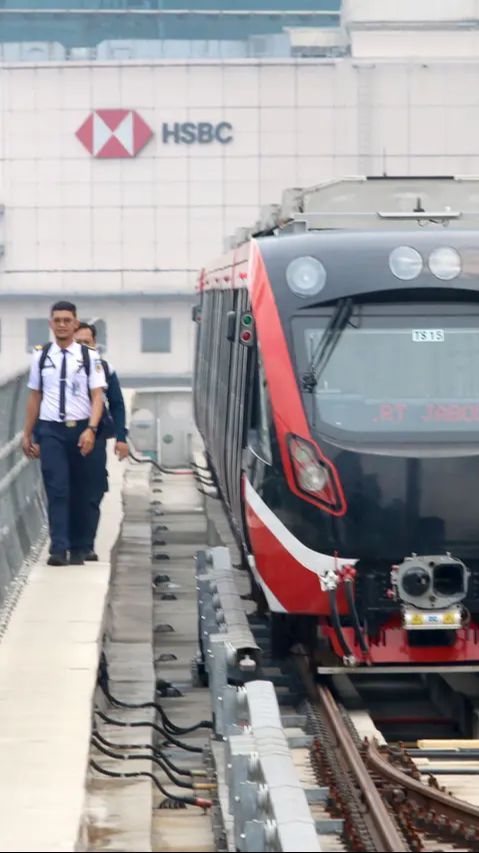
[242,313,253,326]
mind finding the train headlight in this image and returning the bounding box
[300,462,329,492]
[392,554,469,610]
[289,436,329,492]
[428,247,461,280]
[389,246,423,280]
[286,256,326,297]
[401,567,430,597]
[287,434,346,514]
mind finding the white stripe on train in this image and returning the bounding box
[244,477,357,591]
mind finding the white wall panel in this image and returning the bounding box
[224,180,259,207]
[222,66,259,107]
[369,107,409,157]
[186,66,224,107]
[296,65,336,108]
[297,108,334,156]
[4,58,479,378]
[190,180,224,206]
[409,106,446,155]
[259,66,295,107]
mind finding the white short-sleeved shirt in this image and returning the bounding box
[28,341,107,421]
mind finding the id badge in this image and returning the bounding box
[72,379,79,396]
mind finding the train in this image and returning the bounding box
[193,176,479,667]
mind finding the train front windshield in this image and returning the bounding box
[292,302,479,442]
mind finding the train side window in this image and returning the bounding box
[250,354,272,465]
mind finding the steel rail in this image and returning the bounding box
[318,685,408,853]
[293,653,407,851]
[367,737,479,834]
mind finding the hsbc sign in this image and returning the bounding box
[76,109,233,158]
[162,121,233,145]
[76,109,152,158]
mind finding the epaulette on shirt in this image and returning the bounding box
[34,344,44,350]
[86,345,96,350]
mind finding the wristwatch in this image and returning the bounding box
[87,425,98,433]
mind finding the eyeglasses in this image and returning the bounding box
[52,317,75,325]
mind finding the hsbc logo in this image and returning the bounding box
[76,109,153,158]
[76,110,233,157]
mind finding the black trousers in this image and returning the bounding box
[84,436,108,552]
[37,420,100,553]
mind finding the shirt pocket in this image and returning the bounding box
[72,364,90,398]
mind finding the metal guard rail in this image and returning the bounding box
[0,370,46,606]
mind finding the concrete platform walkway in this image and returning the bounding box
[0,445,124,853]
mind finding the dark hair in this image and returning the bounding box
[78,321,97,340]
[50,300,77,316]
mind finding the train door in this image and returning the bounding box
[243,347,273,512]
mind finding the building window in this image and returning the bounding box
[141,318,171,353]
[95,319,107,352]
[26,318,50,352]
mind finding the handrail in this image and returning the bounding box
[0,370,46,606]
[0,432,22,464]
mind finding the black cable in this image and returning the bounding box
[344,580,369,656]
[92,729,200,778]
[197,486,220,500]
[197,482,218,492]
[90,759,212,809]
[91,736,195,789]
[128,446,191,475]
[95,709,204,753]
[328,588,354,659]
[194,472,215,486]
[190,461,210,472]
[98,681,213,733]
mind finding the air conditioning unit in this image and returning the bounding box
[234,227,251,247]
[257,204,281,233]
[247,33,291,57]
[286,27,348,58]
[69,47,97,61]
[280,188,304,223]
[2,41,66,62]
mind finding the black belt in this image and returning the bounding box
[39,419,89,428]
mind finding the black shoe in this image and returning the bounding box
[47,551,68,566]
[84,551,99,561]
[69,550,85,565]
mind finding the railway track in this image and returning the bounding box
[310,686,408,852]
[196,567,479,853]
[292,655,407,851]
[193,488,479,852]
[291,655,479,852]
[366,737,479,851]
[85,461,479,852]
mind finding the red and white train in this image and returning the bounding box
[193,177,479,667]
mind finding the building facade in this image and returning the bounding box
[2,1,479,382]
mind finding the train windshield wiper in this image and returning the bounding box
[301,297,354,393]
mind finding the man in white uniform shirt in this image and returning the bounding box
[22,301,107,566]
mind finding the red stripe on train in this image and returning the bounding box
[248,241,347,516]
